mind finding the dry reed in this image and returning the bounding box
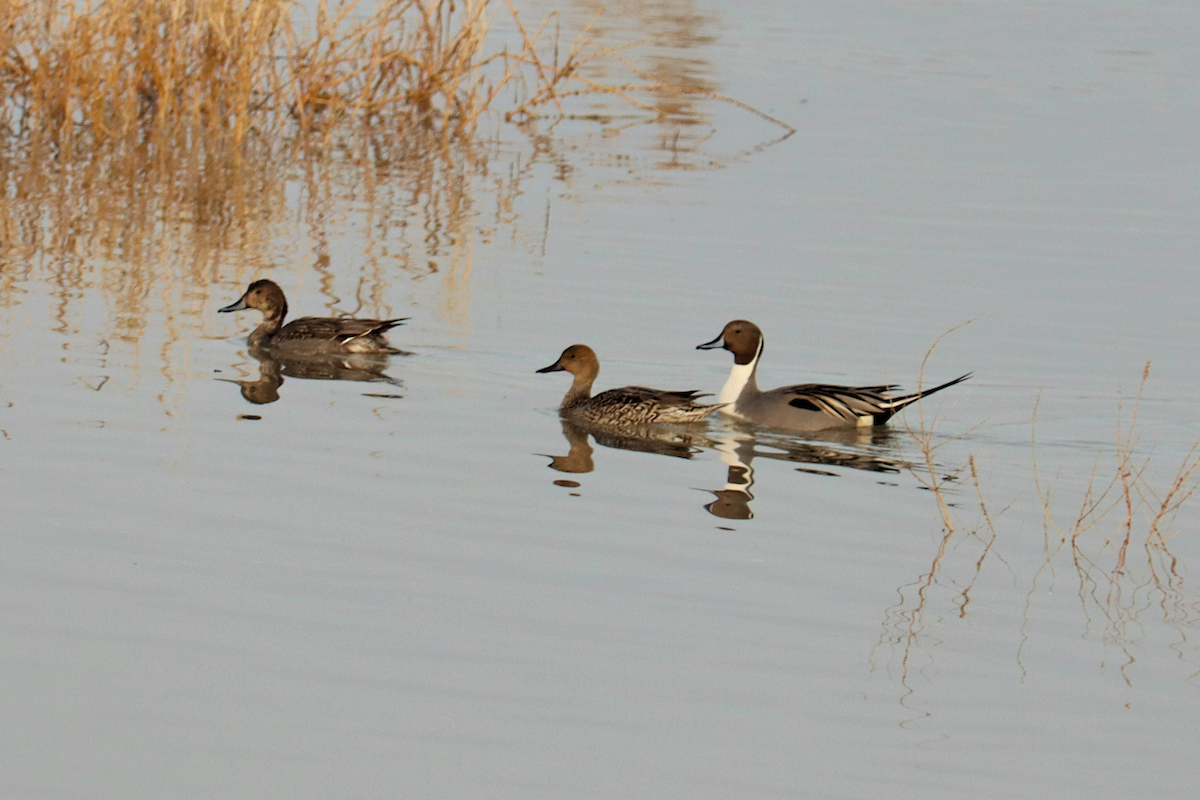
[879,356,1200,690]
[902,320,978,533]
[0,0,792,299]
[1027,362,1200,668]
[0,0,790,154]
[0,0,496,150]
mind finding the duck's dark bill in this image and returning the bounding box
[219,296,249,313]
[696,333,725,350]
[536,362,565,373]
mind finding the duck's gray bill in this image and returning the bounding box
[219,297,249,313]
[696,333,725,350]
[536,362,565,374]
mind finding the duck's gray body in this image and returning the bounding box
[538,344,723,428]
[220,279,407,355]
[698,320,970,432]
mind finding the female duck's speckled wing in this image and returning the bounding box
[775,375,970,425]
[576,386,724,426]
[275,316,408,352]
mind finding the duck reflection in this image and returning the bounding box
[541,417,903,520]
[223,346,403,405]
[542,418,709,475]
[704,425,903,520]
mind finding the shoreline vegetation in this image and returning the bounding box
[0,0,792,160]
[0,0,791,322]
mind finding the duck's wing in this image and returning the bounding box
[619,387,729,416]
[581,386,726,425]
[335,317,408,342]
[278,316,408,344]
[776,382,902,423]
[778,374,970,424]
[621,386,715,406]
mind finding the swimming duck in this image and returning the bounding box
[697,320,970,431]
[219,279,407,355]
[537,344,724,426]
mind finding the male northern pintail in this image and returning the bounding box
[537,344,724,426]
[219,279,407,355]
[697,320,970,431]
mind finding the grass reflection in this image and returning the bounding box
[0,0,789,391]
[878,364,1200,694]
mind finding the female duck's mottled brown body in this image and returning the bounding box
[537,344,723,427]
[219,279,407,355]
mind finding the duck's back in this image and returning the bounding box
[573,386,716,426]
[737,383,896,430]
[270,316,406,354]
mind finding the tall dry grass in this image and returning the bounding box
[0,0,790,152]
[0,1,654,337]
[0,0,512,288]
[1,0,501,152]
[0,0,791,315]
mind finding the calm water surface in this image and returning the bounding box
[3,1,1200,798]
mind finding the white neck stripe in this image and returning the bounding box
[716,339,761,410]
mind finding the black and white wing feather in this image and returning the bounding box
[784,373,971,424]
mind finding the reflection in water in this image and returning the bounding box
[875,434,1200,700]
[569,0,719,128]
[0,125,506,415]
[704,425,903,520]
[514,0,796,168]
[541,415,904,519]
[542,418,708,479]
[222,347,403,405]
[543,420,598,474]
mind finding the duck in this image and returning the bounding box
[219,279,407,355]
[697,320,970,431]
[537,344,724,427]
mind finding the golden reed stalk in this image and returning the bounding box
[0,0,504,150]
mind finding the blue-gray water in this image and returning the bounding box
[2,1,1199,797]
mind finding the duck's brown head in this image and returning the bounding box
[536,344,601,381]
[219,279,288,321]
[697,320,763,365]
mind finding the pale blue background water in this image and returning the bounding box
[2,1,1199,797]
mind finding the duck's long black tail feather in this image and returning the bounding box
[877,372,972,422]
[374,317,409,334]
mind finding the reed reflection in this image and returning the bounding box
[871,499,1200,698]
[0,122,510,415]
[222,347,403,406]
[875,385,1200,698]
[568,0,719,128]
[704,425,903,520]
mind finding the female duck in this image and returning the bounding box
[537,344,723,426]
[219,279,407,355]
[697,320,970,431]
